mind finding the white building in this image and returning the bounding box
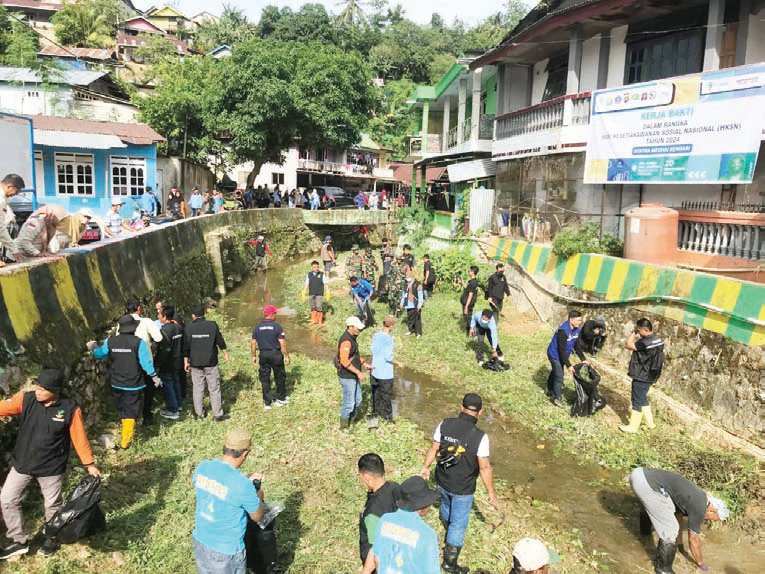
[0,67,138,122]
[470,0,765,242]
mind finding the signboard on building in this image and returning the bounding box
[584,63,765,185]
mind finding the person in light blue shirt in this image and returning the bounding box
[399,269,424,337]
[362,476,439,574]
[470,309,504,365]
[141,187,157,216]
[189,187,203,216]
[370,316,404,421]
[193,428,264,574]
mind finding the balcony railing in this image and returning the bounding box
[495,93,591,140]
[445,114,495,150]
[677,210,765,260]
[297,158,344,173]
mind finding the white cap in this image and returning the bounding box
[78,208,94,219]
[346,316,365,330]
[513,538,549,571]
[111,197,124,206]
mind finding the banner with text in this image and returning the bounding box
[584,64,765,184]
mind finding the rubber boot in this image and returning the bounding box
[318,311,324,327]
[313,311,320,326]
[120,418,135,449]
[339,417,350,430]
[642,405,656,429]
[654,539,677,574]
[442,544,469,574]
[619,409,643,433]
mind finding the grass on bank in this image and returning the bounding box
[6,318,600,574]
[281,255,759,522]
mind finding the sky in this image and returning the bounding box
[134,1,513,27]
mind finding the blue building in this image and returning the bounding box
[30,115,164,217]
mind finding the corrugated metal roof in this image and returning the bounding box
[38,46,116,61]
[0,67,107,86]
[31,115,165,145]
[34,130,127,150]
[0,1,62,10]
[447,159,497,183]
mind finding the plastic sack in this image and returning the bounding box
[41,475,106,544]
[570,364,606,417]
[245,507,281,574]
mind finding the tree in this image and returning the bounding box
[366,78,415,158]
[194,5,255,53]
[52,0,127,48]
[257,4,337,45]
[3,19,39,67]
[335,0,367,29]
[134,33,179,68]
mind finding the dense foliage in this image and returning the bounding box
[0,7,39,67]
[51,0,128,48]
[552,222,624,259]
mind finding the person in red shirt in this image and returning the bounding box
[0,369,100,559]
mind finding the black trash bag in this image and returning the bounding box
[570,364,606,417]
[482,358,510,372]
[245,518,278,574]
[41,475,106,544]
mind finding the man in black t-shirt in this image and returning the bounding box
[629,467,728,574]
[251,305,291,410]
[357,453,401,568]
[486,263,511,320]
[460,266,480,336]
[422,254,436,299]
[620,318,664,433]
[184,305,230,422]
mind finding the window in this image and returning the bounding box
[298,146,309,160]
[26,91,39,98]
[271,173,284,185]
[542,56,568,102]
[55,153,94,196]
[315,147,327,162]
[625,31,703,84]
[111,156,146,196]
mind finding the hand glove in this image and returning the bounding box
[300,290,307,302]
[152,376,163,388]
[325,290,331,301]
[86,340,98,351]
[698,563,708,572]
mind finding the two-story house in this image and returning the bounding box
[406,56,498,211]
[470,0,765,261]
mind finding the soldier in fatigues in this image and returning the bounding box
[362,247,378,291]
[346,244,364,279]
[387,255,406,316]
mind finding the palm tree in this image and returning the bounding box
[336,0,367,28]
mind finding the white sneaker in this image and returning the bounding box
[263,404,272,411]
[478,360,484,366]
[498,355,505,362]
[275,399,288,407]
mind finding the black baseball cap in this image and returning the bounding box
[462,393,482,411]
[37,369,64,393]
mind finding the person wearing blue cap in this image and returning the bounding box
[629,467,728,574]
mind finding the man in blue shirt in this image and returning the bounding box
[189,187,203,216]
[370,316,404,422]
[193,428,264,574]
[362,476,439,574]
[141,187,158,216]
[399,268,424,337]
[469,309,503,366]
[350,275,375,326]
[251,305,291,410]
[546,310,586,408]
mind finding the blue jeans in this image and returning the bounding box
[438,485,473,547]
[193,537,246,574]
[160,371,182,413]
[546,356,565,400]
[339,377,362,420]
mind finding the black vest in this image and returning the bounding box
[307,271,325,296]
[336,330,361,379]
[13,392,76,477]
[255,242,267,257]
[435,413,486,495]
[628,333,665,383]
[107,333,144,390]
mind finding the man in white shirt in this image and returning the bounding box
[104,197,128,237]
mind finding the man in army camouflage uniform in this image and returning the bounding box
[386,255,406,316]
[362,247,378,291]
[346,244,364,280]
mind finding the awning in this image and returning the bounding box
[447,159,496,183]
[33,130,127,149]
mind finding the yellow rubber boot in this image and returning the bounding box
[619,410,642,433]
[120,418,135,449]
[642,406,656,429]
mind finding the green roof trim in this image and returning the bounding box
[434,63,466,99]
[356,133,380,151]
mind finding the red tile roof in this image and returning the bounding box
[389,162,446,184]
[30,115,165,145]
[38,45,116,61]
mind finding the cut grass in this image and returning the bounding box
[280,255,759,521]
[5,317,598,573]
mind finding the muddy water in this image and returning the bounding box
[219,266,762,573]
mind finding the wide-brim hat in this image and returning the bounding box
[397,476,437,511]
[118,314,138,334]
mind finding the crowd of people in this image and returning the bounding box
[0,231,734,574]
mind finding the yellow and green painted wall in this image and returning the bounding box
[485,238,765,347]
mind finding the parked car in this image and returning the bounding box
[313,186,355,209]
[6,193,35,236]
